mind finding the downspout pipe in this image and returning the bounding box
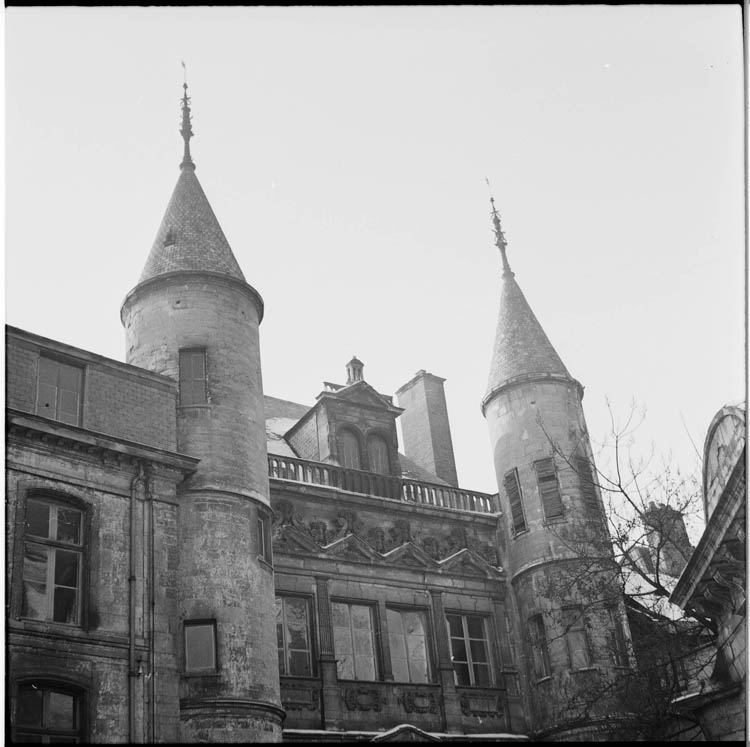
[129,461,145,743]
[147,465,156,742]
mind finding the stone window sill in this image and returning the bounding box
[534,675,553,685]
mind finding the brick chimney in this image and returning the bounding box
[395,370,458,487]
[643,501,694,577]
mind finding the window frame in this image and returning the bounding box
[257,511,272,565]
[608,607,630,668]
[331,599,379,681]
[178,348,208,406]
[13,679,86,743]
[528,613,551,681]
[562,606,592,671]
[337,427,363,471]
[503,468,527,536]
[276,594,316,678]
[386,606,434,684]
[35,354,85,426]
[183,619,218,675]
[534,458,564,520]
[445,612,494,688]
[18,493,88,628]
[366,431,391,476]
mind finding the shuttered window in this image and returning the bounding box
[503,469,526,535]
[563,607,591,670]
[368,434,390,475]
[534,458,564,519]
[529,614,550,680]
[576,457,599,512]
[179,349,207,405]
[339,429,362,470]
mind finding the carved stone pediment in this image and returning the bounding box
[324,533,381,563]
[272,524,321,555]
[382,542,438,569]
[438,548,502,578]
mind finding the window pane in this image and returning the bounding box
[38,357,58,385]
[331,602,349,628]
[56,508,81,545]
[409,658,428,683]
[470,639,488,663]
[57,364,81,391]
[406,635,426,662]
[387,608,403,636]
[466,616,484,639]
[289,650,311,676]
[353,629,373,657]
[47,691,75,730]
[185,624,216,671]
[26,501,50,539]
[453,663,471,686]
[17,686,44,726]
[334,625,353,654]
[288,626,308,651]
[336,653,354,680]
[451,638,467,662]
[403,611,424,637]
[22,581,47,620]
[391,655,410,683]
[53,587,78,624]
[354,655,375,681]
[54,550,80,588]
[473,663,492,687]
[36,382,58,416]
[350,605,372,630]
[57,390,80,423]
[23,544,48,583]
[446,614,463,638]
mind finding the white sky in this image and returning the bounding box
[5,7,745,519]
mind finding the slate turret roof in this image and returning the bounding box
[137,82,245,285]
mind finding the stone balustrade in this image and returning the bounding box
[268,454,497,514]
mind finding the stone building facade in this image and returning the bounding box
[6,85,736,742]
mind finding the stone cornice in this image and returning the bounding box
[481,372,584,416]
[7,409,199,475]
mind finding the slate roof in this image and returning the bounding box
[138,166,245,284]
[485,273,571,399]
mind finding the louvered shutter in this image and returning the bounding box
[534,458,564,519]
[503,470,526,534]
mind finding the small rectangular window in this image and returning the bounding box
[184,620,217,673]
[179,349,207,405]
[276,596,314,677]
[534,458,564,519]
[446,613,493,687]
[387,607,432,684]
[503,469,527,534]
[529,614,550,680]
[332,602,378,681]
[562,607,591,670]
[36,356,83,426]
[15,683,83,742]
[257,514,272,564]
[608,607,630,668]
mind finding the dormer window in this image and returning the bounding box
[339,428,362,470]
[367,433,390,475]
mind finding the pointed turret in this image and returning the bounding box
[482,199,576,414]
[136,81,246,285]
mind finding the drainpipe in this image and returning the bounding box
[129,461,145,743]
[146,464,156,743]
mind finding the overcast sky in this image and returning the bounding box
[5,7,745,526]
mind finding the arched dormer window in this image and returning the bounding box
[367,433,390,475]
[339,428,362,470]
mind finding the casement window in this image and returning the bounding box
[446,613,493,687]
[562,607,591,670]
[367,433,390,475]
[534,458,564,519]
[529,614,551,680]
[276,596,314,677]
[14,682,84,743]
[339,429,362,470]
[332,602,377,680]
[503,469,527,534]
[178,348,207,405]
[36,356,83,426]
[576,457,600,513]
[387,608,432,683]
[257,513,272,564]
[22,498,83,625]
[184,620,217,673]
[608,607,630,668]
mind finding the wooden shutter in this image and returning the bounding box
[503,470,526,534]
[576,457,599,511]
[534,458,564,519]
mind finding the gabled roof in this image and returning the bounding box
[316,379,403,415]
[138,166,245,283]
[484,273,572,406]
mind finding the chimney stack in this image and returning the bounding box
[643,501,694,577]
[396,370,459,487]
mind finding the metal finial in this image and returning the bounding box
[180,65,195,171]
[485,177,513,277]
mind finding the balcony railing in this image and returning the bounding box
[268,454,497,514]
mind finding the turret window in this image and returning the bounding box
[529,614,550,680]
[534,458,564,519]
[179,349,207,405]
[503,469,527,535]
[562,607,591,670]
[576,457,600,512]
[184,620,217,673]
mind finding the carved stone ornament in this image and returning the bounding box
[398,689,439,715]
[280,683,320,712]
[342,686,384,712]
[459,690,504,718]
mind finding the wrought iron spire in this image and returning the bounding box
[180,66,195,171]
[486,181,513,277]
